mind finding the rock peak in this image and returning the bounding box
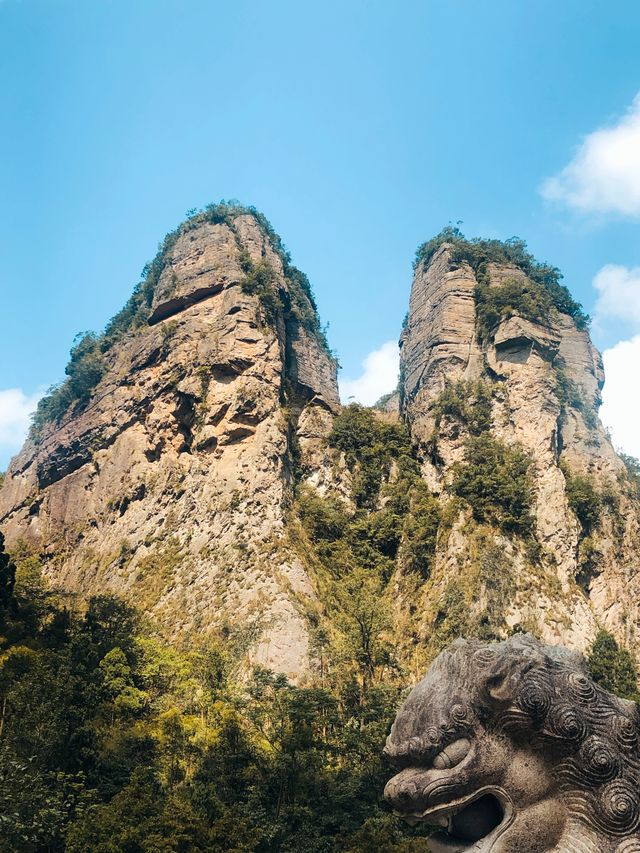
[0,203,338,677]
[400,228,639,659]
[1,219,639,677]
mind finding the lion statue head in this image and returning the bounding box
[384,634,640,853]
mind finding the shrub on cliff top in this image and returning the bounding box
[31,201,331,436]
[475,277,554,341]
[415,226,589,332]
[31,332,107,431]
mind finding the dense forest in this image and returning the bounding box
[0,527,637,853]
[0,531,430,853]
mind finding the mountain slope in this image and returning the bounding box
[397,231,640,659]
[0,204,339,677]
[1,217,639,678]
[292,230,640,677]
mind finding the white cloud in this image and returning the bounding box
[593,264,640,327]
[339,341,399,407]
[541,92,640,216]
[600,336,640,459]
[592,264,640,459]
[0,388,41,470]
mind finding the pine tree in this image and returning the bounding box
[588,630,639,701]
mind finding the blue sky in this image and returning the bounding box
[1,0,640,468]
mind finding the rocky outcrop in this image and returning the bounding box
[1,221,639,678]
[399,242,640,658]
[401,245,483,409]
[0,208,339,678]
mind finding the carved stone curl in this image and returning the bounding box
[384,634,640,852]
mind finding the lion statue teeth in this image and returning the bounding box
[384,634,640,853]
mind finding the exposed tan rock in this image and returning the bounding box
[2,224,638,680]
[0,211,339,679]
[401,246,483,404]
[399,243,640,660]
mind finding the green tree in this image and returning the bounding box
[99,646,146,722]
[451,434,534,535]
[588,630,640,701]
[66,767,211,853]
[331,568,396,692]
[562,465,601,535]
[329,405,411,508]
[0,749,94,853]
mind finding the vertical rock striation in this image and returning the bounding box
[1,218,638,677]
[399,236,640,657]
[0,206,339,678]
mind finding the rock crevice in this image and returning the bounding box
[400,240,640,658]
[0,208,339,678]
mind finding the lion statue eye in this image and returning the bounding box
[432,737,471,769]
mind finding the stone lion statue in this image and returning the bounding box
[384,634,640,852]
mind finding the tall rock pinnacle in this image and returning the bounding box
[399,232,639,656]
[0,204,339,677]
[1,218,638,677]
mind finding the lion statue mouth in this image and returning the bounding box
[383,634,640,853]
[404,788,511,852]
[384,730,513,851]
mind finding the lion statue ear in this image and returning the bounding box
[482,643,541,705]
[484,661,521,704]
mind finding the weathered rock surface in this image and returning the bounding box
[399,243,640,659]
[2,224,639,679]
[384,634,640,852]
[0,211,339,678]
[401,246,483,406]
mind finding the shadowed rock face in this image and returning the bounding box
[384,635,640,853]
[399,244,640,661]
[0,212,339,679]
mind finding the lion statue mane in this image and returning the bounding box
[384,634,640,853]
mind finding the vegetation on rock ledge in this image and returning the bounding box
[561,463,602,536]
[299,405,441,582]
[450,434,534,536]
[430,379,493,437]
[415,226,589,336]
[31,201,331,437]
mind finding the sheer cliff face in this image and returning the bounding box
[0,212,339,678]
[2,224,639,678]
[400,244,640,654]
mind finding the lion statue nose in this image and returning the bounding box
[383,767,428,812]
